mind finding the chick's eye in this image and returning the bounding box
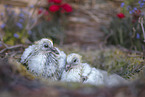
[43,44,49,48]
[74,59,77,63]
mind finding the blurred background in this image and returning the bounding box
[0,0,145,50]
[0,0,145,97]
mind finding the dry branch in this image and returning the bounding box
[0,44,24,54]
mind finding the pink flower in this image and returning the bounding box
[44,10,49,15]
[61,3,72,13]
[117,13,125,19]
[49,5,60,12]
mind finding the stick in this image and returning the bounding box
[139,17,145,42]
[0,44,24,54]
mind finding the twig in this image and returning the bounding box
[142,45,145,59]
[1,41,8,48]
[104,30,113,44]
[0,44,24,54]
[0,37,9,48]
[26,11,45,30]
[10,51,23,58]
[127,54,143,58]
[26,0,44,31]
[138,17,145,42]
[138,17,145,59]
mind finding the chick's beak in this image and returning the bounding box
[65,64,71,72]
[50,47,60,56]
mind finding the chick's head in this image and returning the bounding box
[34,38,54,52]
[66,53,82,71]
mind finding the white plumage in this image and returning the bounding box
[61,53,128,86]
[54,47,66,80]
[84,68,128,86]
[83,67,104,86]
[21,38,127,85]
[100,70,128,86]
[61,53,92,82]
[21,38,65,80]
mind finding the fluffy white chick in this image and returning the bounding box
[100,70,128,86]
[83,68,128,86]
[53,47,66,80]
[61,53,127,86]
[83,67,104,86]
[61,53,92,83]
[21,38,60,80]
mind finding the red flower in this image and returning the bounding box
[38,9,43,14]
[117,13,125,19]
[61,3,73,13]
[134,9,141,15]
[53,0,62,3]
[48,0,62,3]
[133,9,141,18]
[132,10,141,23]
[48,0,54,3]
[49,5,60,12]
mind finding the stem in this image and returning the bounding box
[119,28,123,45]
[26,0,41,31]
[31,0,41,17]
[139,17,145,42]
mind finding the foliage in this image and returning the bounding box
[30,21,63,44]
[92,48,144,79]
[102,0,145,51]
[0,6,34,45]
[30,0,73,45]
[103,16,144,51]
[0,0,73,46]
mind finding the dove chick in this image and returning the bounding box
[100,70,128,86]
[61,53,128,86]
[83,68,128,86]
[21,38,60,80]
[61,53,92,83]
